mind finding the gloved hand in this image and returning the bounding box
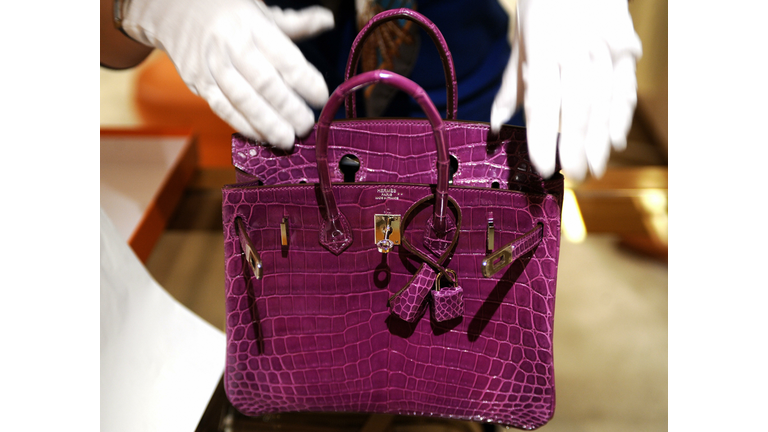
[122,0,334,149]
[491,0,642,180]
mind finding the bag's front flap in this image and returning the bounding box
[232,121,554,196]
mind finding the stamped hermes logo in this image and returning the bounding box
[375,188,402,200]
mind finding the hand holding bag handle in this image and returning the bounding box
[316,70,450,254]
[344,8,458,119]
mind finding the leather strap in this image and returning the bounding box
[344,8,458,120]
[315,70,450,254]
[388,194,462,317]
[509,224,544,262]
[398,194,462,284]
[481,223,544,278]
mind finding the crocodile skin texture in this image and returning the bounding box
[391,191,462,324]
[389,263,434,322]
[315,72,451,255]
[224,57,563,432]
[423,213,456,257]
[233,124,543,194]
[222,180,563,430]
[430,286,464,322]
[318,213,354,255]
[509,225,544,262]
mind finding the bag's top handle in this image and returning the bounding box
[344,8,458,120]
[315,70,451,255]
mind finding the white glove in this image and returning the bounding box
[122,0,334,149]
[491,0,642,180]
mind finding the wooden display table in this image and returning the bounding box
[101,128,197,262]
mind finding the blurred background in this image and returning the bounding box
[100,0,667,430]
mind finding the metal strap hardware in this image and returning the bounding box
[375,214,401,253]
[482,244,515,278]
[434,269,458,292]
[487,213,495,253]
[235,217,262,279]
[481,223,544,278]
[280,217,289,247]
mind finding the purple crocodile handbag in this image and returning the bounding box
[222,9,563,430]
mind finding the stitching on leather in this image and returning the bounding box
[224,183,556,202]
[330,184,554,201]
[330,121,493,131]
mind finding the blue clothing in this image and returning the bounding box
[267,0,523,125]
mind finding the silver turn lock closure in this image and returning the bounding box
[374,214,401,253]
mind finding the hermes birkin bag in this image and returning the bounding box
[222,69,564,430]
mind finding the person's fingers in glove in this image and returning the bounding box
[121,0,335,150]
[490,0,642,181]
[490,35,522,134]
[267,5,335,41]
[519,0,564,180]
[249,8,331,110]
[609,47,642,152]
[204,47,308,147]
